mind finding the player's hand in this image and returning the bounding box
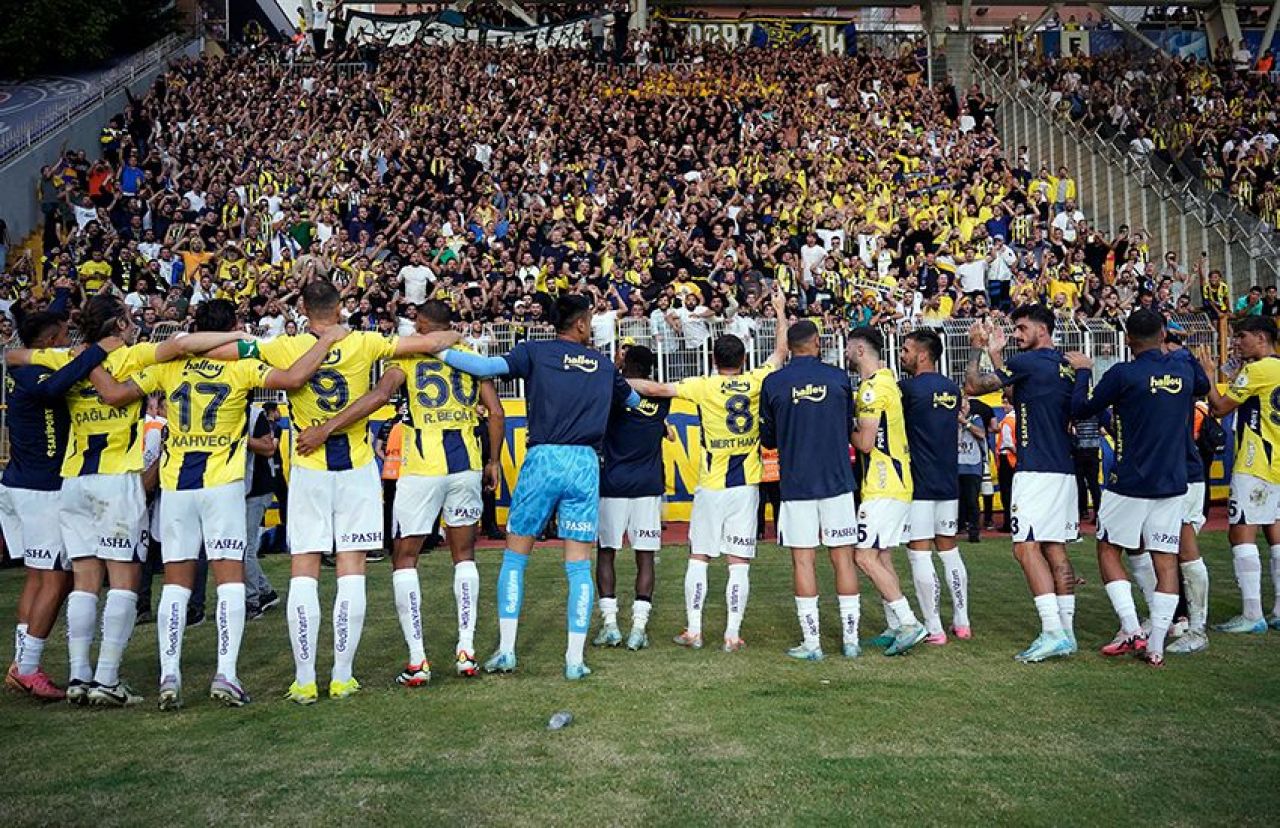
[967,320,988,349]
[986,323,1007,356]
[770,283,786,316]
[1064,351,1092,370]
[483,460,500,493]
[665,423,678,442]
[318,324,349,346]
[295,425,330,456]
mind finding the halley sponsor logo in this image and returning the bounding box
[722,379,751,393]
[1149,375,1184,395]
[184,359,226,381]
[335,600,350,652]
[636,399,662,417]
[932,391,958,409]
[791,383,828,404]
[562,354,599,373]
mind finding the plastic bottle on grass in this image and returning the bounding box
[547,711,574,731]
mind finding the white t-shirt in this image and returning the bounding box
[676,306,711,347]
[591,311,619,348]
[800,243,826,284]
[956,259,988,294]
[73,204,98,230]
[650,309,679,351]
[399,264,436,305]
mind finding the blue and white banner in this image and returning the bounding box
[346,9,610,49]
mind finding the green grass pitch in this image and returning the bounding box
[0,534,1277,826]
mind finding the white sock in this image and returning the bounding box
[599,596,619,627]
[216,583,246,684]
[286,576,321,686]
[17,635,44,676]
[94,589,138,687]
[157,584,191,684]
[882,599,900,631]
[1232,544,1263,619]
[837,594,861,644]
[1056,594,1076,637]
[907,550,943,635]
[14,622,27,666]
[1181,558,1210,633]
[66,591,98,683]
[1270,545,1280,616]
[724,564,750,640]
[1104,580,1141,635]
[454,560,479,653]
[888,596,919,628]
[1034,593,1064,634]
[332,575,366,684]
[393,568,426,665]
[795,596,820,650]
[937,549,970,627]
[1147,591,1179,657]
[684,559,708,636]
[632,599,652,631]
[1129,552,1156,610]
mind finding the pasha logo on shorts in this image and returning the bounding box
[98,536,133,549]
[827,526,857,539]
[727,534,755,547]
[1149,375,1183,395]
[207,538,244,552]
[25,548,54,560]
[340,532,382,545]
[791,383,828,404]
[455,508,482,522]
[561,520,594,533]
[563,354,599,373]
[635,528,661,539]
[932,391,958,409]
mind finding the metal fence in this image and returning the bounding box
[0,34,192,168]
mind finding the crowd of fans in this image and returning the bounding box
[1,29,1265,355]
[999,36,1280,231]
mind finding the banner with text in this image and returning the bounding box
[346,10,608,49]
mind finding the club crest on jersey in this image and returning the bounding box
[791,383,828,404]
[1149,375,1183,395]
[932,391,958,409]
[722,379,751,393]
[636,399,662,417]
[563,354,599,373]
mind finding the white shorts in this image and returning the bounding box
[907,499,959,542]
[0,486,68,571]
[779,494,858,549]
[598,495,663,552]
[289,462,383,553]
[1009,471,1079,544]
[159,482,248,563]
[1228,472,1280,527]
[1182,482,1206,532]
[1097,490,1183,554]
[60,474,147,562]
[689,486,758,559]
[394,471,483,536]
[856,498,910,550]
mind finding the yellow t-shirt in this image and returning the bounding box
[31,343,160,476]
[676,365,775,489]
[855,368,913,502]
[78,260,113,292]
[132,357,273,490]
[259,331,398,471]
[389,349,482,477]
[1225,355,1280,484]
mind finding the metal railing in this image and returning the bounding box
[0,34,195,168]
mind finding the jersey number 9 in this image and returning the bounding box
[310,369,350,413]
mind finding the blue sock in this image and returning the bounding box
[497,551,528,622]
[565,560,594,636]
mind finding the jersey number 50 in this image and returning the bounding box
[415,362,477,409]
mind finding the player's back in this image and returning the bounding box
[856,368,912,502]
[900,371,961,501]
[2,365,73,491]
[133,356,272,490]
[601,395,671,499]
[760,355,854,500]
[392,348,483,476]
[1226,354,1280,484]
[31,342,159,477]
[259,331,396,471]
[678,364,775,489]
[1000,347,1074,475]
[503,338,630,448]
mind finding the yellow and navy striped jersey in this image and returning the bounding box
[132,357,272,490]
[1225,355,1280,485]
[855,368,913,502]
[30,343,160,477]
[390,349,482,477]
[259,332,398,472]
[676,364,775,489]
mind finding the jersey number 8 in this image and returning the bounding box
[724,393,754,435]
